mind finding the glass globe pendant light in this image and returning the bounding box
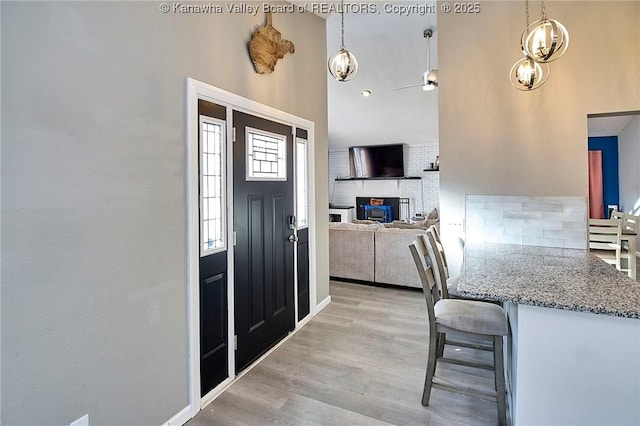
[509,55,549,91]
[328,0,358,82]
[509,0,549,91]
[521,1,569,63]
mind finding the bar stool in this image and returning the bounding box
[409,238,508,426]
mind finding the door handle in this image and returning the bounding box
[288,234,298,243]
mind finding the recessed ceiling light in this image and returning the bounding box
[361,90,371,97]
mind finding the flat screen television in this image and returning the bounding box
[349,144,405,178]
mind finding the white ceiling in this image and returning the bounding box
[319,7,633,149]
[588,115,635,137]
[326,10,438,149]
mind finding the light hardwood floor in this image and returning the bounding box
[188,281,500,425]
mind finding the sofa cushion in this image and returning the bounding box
[329,226,375,282]
[352,219,381,225]
[373,228,427,288]
[384,218,439,230]
[329,221,381,230]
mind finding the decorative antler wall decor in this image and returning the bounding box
[248,12,295,74]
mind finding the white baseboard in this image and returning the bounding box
[316,295,332,313]
[162,405,191,426]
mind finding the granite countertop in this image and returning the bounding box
[456,243,640,319]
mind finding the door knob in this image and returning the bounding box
[288,234,298,243]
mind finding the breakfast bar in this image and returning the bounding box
[457,242,640,425]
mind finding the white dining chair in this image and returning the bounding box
[589,217,623,270]
[611,211,638,278]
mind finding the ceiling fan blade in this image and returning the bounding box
[391,83,423,91]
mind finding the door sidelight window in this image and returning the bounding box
[296,137,308,228]
[200,116,226,255]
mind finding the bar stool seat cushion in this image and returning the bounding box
[434,299,508,336]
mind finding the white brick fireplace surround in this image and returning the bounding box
[328,144,440,220]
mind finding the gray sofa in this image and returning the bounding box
[329,222,431,288]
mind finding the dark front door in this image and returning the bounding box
[233,111,295,372]
[297,226,310,320]
[296,128,310,321]
[198,100,229,396]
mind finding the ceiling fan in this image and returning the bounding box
[392,29,438,92]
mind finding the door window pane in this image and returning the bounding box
[246,127,286,181]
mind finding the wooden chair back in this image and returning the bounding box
[589,218,622,270]
[426,226,448,268]
[409,239,439,331]
[589,218,622,251]
[624,214,640,234]
[612,211,640,235]
[422,232,450,300]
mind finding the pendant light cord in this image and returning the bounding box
[525,0,530,27]
[426,33,431,71]
[541,0,547,20]
[340,0,345,49]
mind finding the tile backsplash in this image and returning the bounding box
[465,195,588,249]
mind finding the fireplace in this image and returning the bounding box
[356,197,409,223]
[364,204,393,222]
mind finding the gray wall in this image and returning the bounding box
[618,115,640,251]
[437,1,640,272]
[1,2,328,424]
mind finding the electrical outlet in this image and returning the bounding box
[70,414,89,426]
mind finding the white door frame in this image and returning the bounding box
[185,78,317,418]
